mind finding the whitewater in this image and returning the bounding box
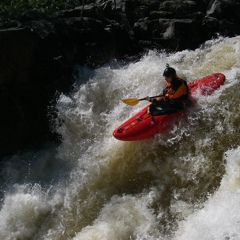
[0,36,240,240]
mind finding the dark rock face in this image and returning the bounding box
[0,0,240,158]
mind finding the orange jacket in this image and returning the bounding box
[155,78,189,102]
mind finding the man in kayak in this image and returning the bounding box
[146,64,191,116]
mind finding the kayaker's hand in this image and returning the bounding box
[145,96,151,101]
[154,96,165,102]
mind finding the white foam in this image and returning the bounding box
[174,147,240,240]
[72,192,162,240]
[0,187,51,240]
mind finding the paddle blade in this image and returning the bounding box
[121,98,140,106]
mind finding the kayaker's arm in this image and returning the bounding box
[146,95,165,102]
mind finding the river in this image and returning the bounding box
[0,36,240,240]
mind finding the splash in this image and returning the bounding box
[0,36,240,240]
[174,147,240,240]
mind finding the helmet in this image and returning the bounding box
[163,66,176,78]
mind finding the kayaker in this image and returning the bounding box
[146,64,191,116]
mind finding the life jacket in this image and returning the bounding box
[165,79,188,100]
[154,78,188,102]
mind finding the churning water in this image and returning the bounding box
[1,36,240,240]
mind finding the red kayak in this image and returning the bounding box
[113,73,225,141]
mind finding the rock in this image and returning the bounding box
[0,26,72,158]
[205,0,240,37]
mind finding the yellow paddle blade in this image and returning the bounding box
[121,98,140,106]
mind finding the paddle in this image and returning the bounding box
[121,97,147,106]
[121,95,163,106]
